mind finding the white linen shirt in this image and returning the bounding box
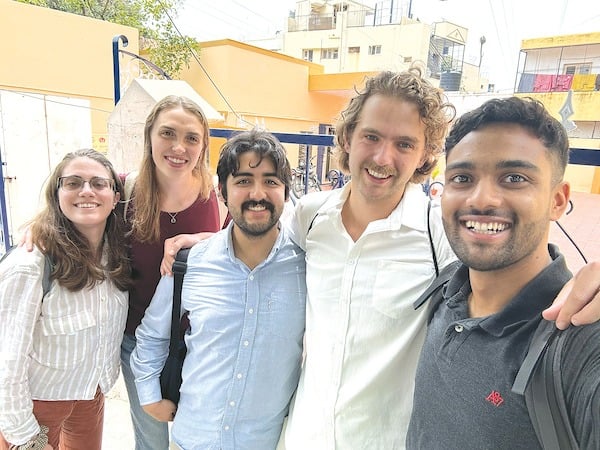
[282,182,456,450]
[0,246,128,445]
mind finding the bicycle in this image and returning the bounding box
[326,169,351,189]
[291,158,321,197]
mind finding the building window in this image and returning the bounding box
[303,49,314,62]
[564,63,592,75]
[368,45,381,55]
[322,48,339,59]
[348,46,360,54]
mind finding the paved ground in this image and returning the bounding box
[103,374,135,449]
[548,191,600,273]
[102,192,599,449]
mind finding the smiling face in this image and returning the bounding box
[224,151,286,238]
[345,94,427,214]
[441,123,569,273]
[150,106,205,180]
[57,156,119,242]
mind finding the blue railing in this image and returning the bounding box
[210,128,600,167]
[1,130,599,253]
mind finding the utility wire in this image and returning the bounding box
[156,0,254,127]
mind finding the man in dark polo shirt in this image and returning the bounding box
[407,97,600,449]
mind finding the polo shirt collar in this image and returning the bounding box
[445,244,573,337]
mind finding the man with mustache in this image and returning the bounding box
[407,97,600,449]
[131,129,307,450]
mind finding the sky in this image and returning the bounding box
[172,0,600,92]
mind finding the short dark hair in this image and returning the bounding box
[217,128,291,201]
[445,97,570,184]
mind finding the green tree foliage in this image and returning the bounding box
[17,0,198,76]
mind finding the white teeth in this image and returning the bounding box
[367,168,389,179]
[167,156,186,164]
[248,205,266,211]
[465,220,508,234]
[76,203,98,208]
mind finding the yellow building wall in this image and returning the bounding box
[0,0,139,146]
[521,32,600,50]
[515,91,600,193]
[179,39,362,167]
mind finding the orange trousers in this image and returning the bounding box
[1,387,104,450]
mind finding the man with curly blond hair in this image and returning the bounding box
[279,67,458,449]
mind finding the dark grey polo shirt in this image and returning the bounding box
[407,245,600,449]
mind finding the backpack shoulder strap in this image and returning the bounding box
[413,260,461,311]
[512,320,579,450]
[1,246,53,299]
[169,248,190,355]
[123,171,138,217]
[41,253,53,298]
[427,199,439,277]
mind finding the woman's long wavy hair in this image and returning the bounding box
[29,149,131,291]
[130,95,213,243]
[335,65,456,183]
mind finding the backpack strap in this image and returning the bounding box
[427,199,439,277]
[512,320,579,450]
[123,171,138,218]
[41,253,53,298]
[1,246,53,299]
[413,260,461,311]
[168,248,190,356]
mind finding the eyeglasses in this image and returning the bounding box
[57,175,115,192]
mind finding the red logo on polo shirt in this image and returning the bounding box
[486,390,504,407]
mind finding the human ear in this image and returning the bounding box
[550,181,570,221]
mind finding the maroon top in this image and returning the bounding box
[124,189,221,335]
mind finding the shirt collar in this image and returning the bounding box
[445,244,573,336]
[317,181,430,232]
[224,220,287,268]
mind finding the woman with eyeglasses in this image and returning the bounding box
[0,149,131,450]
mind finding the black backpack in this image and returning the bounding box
[413,262,579,450]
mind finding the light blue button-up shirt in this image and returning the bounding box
[131,222,306,450]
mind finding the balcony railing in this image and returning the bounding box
[516,72,600,93]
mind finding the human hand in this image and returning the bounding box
[142,399,177,422]
[18,226,35,252]
[543,260,600,329]
[159,232,215,276]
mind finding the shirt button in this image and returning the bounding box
[347,259,354,265]
[236,373,243,379]
[243,340,249,346]
[224,425,230,431]
[454,324,464,333]
[249,275,254,280]
[248,308,254,314]
[229,401,235,407]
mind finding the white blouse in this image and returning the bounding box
[0,246,128,445]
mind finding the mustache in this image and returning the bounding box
[365,164,397,177]
[456,209,514,220]
[242,200,274,212]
